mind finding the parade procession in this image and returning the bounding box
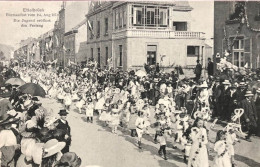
[0,1,260,167]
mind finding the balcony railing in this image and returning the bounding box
[112,29,205,39]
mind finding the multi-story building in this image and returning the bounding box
[64,19,87,66]
[56,1,89,67]
[86,1,206,71]
[15,37,36,62]
[214,1,260,69]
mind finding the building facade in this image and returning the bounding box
[64,19,87,66]
[214,1,260,69]
[86,1,206,71]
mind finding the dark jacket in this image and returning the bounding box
[207,62,214,76]
[239,99,258,127]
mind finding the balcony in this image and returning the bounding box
[112,29,205,39]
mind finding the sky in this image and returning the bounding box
[0,1,214,49]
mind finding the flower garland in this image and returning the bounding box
[244,1,260,32]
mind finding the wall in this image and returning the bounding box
[86,3,114,68]
[127,37,205,68]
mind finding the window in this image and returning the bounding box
[123,10,127,26]
[133,6,143,25]
[115,10,119,29]
[119,10,122,28]
[132,5,169,28]
[104,18,108,35]
[233,39,244,49]
[173,22,187,31]
[232,39,245,67]
[159,8,167,26]
[119,45,122,67]
[91,48,93,61]
[147,7,155,26]
[97,48,100,68]
[105,47,108,65]
[187,46,200,57]
[97,21,100,38]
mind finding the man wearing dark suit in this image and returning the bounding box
[239,91,258,142]
[194,60,202,82]
[55,109,71,153]
[207,58,214,77]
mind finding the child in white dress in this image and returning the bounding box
[86,98,94,123]
[213,130,232,167]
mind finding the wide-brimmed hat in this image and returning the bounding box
[55,152,82,167]
[43,139,66,158]
[245,90,254,97]
[239,82,247,87]
[222,80,231,85]
[256,88,260,93]
[58,109,69,116]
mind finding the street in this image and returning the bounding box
[40,97,260,167]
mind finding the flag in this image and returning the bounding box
[88,20,95,37]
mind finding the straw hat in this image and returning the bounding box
[43,139,66,158]
[256,88,260,93]
[222,80,231,85]
[239,82,247,87]
[245,90,254,97]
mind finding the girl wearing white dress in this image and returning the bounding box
[95,91,105,115]
[135,111,145,149]
[86,98,94,123]
[188,118,209,167]
[213,131,232,167]
[57,87,65,103]
[76,97,86,114]
[64,93,72,110]
[110,104,120,134]
[99,103,111,126]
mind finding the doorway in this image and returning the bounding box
[147,45,157,65]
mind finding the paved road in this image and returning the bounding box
[40,97,260,167]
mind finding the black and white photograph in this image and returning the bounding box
[0,0,259,167]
